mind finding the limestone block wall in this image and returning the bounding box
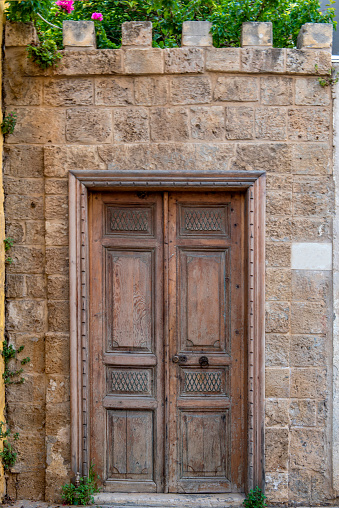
[2,19,336,503]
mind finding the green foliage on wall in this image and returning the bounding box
[4,0,337,49]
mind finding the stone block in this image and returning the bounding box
[292,243,332,271]
[122,21,152,47]
[5,195,43,221]
[44,145,106,177]
[265,368,290,397]
[297,23,333,51]
[266,268,291,301]
[265,398,289,427]
[290,428,326,472]
[265,302,290,333]
[190,106,225,141]
[291,143,331,176]
[225,107,254,140]
[214,76,258,102]
[171,76,212,104]
[6,222,25,244]
[295,77,331,106]
[4,176,44,196]
[317,400,328,427]
[266,190,292,216]
[293,176,333,217]
[46,375,70,404]
[194,143,235,171]
[6,373,45,404]
[25,221,45,245]
[290,334,326,367]
[241,22,272,47]
[289,469,311,503]
[46,402,70,435]
[292,270,330,303]
[5,22,38,47]
[231,143,291,173]
[265,428,289,471]
[265,472,289,503]
[124,48,164,74]
[205,48,241,72]
[4,145,44,178]
[15,471,45,500]
[46,220,68,246]
[266,217,331,242]
[164,48,204,73]
[113,108,149,142]
[95,77,134,105]
[63,20,96,49]
[289,399,316,426]
[45,195,68,220]
[267,175,292,192]
[286,48,331,74]
[66,108,112,143]
[46,247,69,275]
[241,48,285,73]
[48,301,70,332]
[290,367,326,398]
[6,300,46,333]
[134,77,168,105]
[6,246,44,275]
[261,76,293,105]
[4,77,42,106]
[44,78,93,106]
[150,107,189,142]
[6,274,25,299]
[266,243,291,268]
[7,404,45,433]
[6,108,65,144]
[45,179,68,195]
[47,275,69,300]
[52,49,122,76]
[182,21,212,47]
[26,275,46,299]
[291,302,327,333]
[255,107,287,140]
[45,333,70,375]
[265,333,289,367]
[12,433,45,473]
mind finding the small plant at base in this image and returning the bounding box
[61,463,101,505]
[4,237,14,265]
[315,65,339,87]
[0,421,19,471]
[1,341,30,385]
[1,112,17,135]
[27,35,62,69]
[243,486,267,508]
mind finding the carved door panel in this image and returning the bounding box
[90,192,164,493]
[167,192,246,493]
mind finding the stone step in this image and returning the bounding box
[93,493,245,508]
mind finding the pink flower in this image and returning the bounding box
[55,0,74,14]
[91,12,103,21]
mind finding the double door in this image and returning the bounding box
[89,190,247,494]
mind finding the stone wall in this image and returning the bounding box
[2,19,335,503]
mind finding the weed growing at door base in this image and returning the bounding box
[243,487,267,508]
[61,463,100,505]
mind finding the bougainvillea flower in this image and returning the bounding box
[55,0,74,14]
[91,12,103,21]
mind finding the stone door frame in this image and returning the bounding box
[68,169,266,492]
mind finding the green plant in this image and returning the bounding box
[0,421,19,471]
[27,34,62,68]
[317,66,339,87]
[61,464,101,505]
[1,112,17,136]
[1,341,30,385]
[243,487,267,508]
[4,237,14,265]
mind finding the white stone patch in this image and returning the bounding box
[291,242,332,270]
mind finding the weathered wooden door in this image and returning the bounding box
[89,190,246,494]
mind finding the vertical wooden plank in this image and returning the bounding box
[163,191,170,493]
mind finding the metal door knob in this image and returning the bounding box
[199,356,209,368]
[172,355,187,364]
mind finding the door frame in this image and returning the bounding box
[69,169,266,492]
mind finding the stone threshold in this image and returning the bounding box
[93,492,245,507]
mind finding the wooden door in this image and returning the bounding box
[90,192,164,492]
[167,192,246,493]
[89,190,246,494]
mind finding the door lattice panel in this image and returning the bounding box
[184,371,222,393]
[107,207,152,234]
[108,370,151,394]
[184,209,223,231]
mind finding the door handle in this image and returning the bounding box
[172,355,188,364]
[199,356,209,368]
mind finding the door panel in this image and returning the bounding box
[90,192,164,493]
[90,190,246,494]
[167,192,246,494]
